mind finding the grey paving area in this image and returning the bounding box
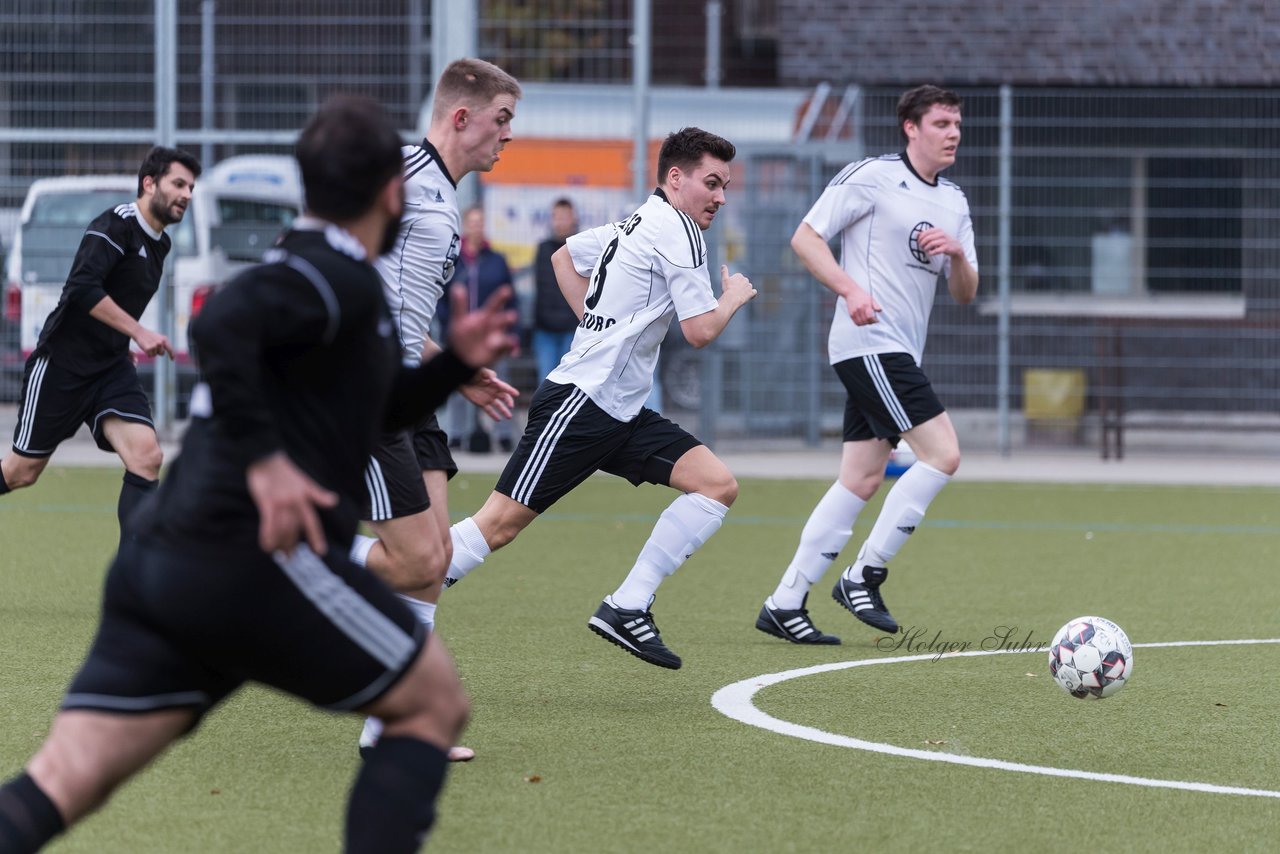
[3,404,1278,488]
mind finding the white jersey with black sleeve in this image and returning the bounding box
[803,153,978,366]
[547,188,718,421]
[373,140,461,367]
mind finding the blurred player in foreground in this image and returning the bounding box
[0,94,516,853]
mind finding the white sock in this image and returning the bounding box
[359,716,383,749]
[397,594,437,631]
[846,460,950,582]
[772,481,866,609]
[610,493,728,610]
[349,534,377,567]
[444,517,490,587]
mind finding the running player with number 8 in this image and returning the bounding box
[440,127,757,670]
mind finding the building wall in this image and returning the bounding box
[777,0,1280,86]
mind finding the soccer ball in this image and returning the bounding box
[1047,616,1133,699]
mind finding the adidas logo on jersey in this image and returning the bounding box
[434,190,444,203]
[898,181,909,190]
[138,245,147,258]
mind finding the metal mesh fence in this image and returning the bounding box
[1,5,1277,455]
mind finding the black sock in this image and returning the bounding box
[117,471,158,536]
[0,470,10,494]
[0,772,66,853]
[345,736,449,854]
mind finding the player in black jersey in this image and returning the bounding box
[0,95,516,854]
[0,145,200,543]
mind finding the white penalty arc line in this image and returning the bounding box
[711,638,1280,799]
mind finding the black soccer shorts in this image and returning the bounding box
[833,352,946,445]
[494,381,701,513]
[412,413,457,480]
[360,428,432,521]
[11,353,154,457]
[63,538,426,719]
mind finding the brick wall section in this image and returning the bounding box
[778,0,1280,85]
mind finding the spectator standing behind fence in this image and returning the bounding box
[531,197,580,383]
[439,206,519,453]
[755,84,979,646]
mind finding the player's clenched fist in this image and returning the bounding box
[721,265,757,306]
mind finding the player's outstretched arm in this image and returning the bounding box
[791,222,881,325]
[679,265,757,349]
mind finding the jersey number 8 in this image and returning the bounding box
[584,213,641,311]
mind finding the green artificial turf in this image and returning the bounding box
[2,468,1277,852]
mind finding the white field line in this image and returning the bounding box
[711,639,1280,798]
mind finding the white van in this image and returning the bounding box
[3,155,302,407]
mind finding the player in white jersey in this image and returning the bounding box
[347,58,522,761]
[442,128,757,669]
[756,85,979,645]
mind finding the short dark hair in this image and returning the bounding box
[656,127,736,186]
[897,85,963,143]
[551,197,574,211]
[296,94,404,221]
[136,146,201,197]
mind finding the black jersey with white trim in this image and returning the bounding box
[547,188,718,421]
[136,224,474,551]
[34,202,171,375]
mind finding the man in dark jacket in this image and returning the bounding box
[531,197,580,382]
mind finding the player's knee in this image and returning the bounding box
[123,444,163,481]
[701,470,738,506]
[845,470,884,499]
[139,445,164,479]
[4,465,41,489]
[386,541,446,591]
[921,447,961,476]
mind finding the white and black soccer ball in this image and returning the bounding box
[1048,616,1133,699]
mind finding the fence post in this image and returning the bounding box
[632,0,652,203]
[996,84,1013,456]
[154,0,178,434]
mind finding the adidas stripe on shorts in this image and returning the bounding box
[494,381,700,513]
[833,352,945,444]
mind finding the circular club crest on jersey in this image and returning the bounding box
[908,221,934,263]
